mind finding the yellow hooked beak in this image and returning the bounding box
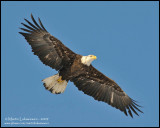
[92,55,97,60]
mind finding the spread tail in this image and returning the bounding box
[42,74,68,94]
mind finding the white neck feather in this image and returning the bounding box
[81,56,94,66]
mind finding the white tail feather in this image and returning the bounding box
[42,74,68,94]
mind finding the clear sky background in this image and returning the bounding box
[1,1,159,127]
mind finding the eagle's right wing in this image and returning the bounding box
[71,65,143,117]
[19,14,76,71]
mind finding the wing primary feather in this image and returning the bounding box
[127,107,133,118]
[24,18,39,30]
[21,23,35,31]
[131,98,139,103]
[121,96,131,116]
[117,96,128,116]
[123,108,128,116]
[31,14,42,29]
[19,32,30,37]
[131,99,142,107]
[20,28,32,33]
[129,104,139,116]
[131,102,143,113]
[117,97,127,116]
[38,17,47,32]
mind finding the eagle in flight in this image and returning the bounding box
[19,14,143,118]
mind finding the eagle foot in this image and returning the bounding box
[57,76,64,83]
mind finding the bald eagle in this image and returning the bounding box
[19,14,143,118]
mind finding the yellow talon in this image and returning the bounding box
[57,76,63,83]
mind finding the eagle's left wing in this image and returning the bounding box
[71,65,143,117]
[19,14,76,71]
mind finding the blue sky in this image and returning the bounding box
[1,1,159,127]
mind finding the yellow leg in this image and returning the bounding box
[57,76,64,83]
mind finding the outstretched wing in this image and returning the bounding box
[19,14,76,70]
[71,65,143,117]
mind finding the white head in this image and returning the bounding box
[81,55,97,66]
